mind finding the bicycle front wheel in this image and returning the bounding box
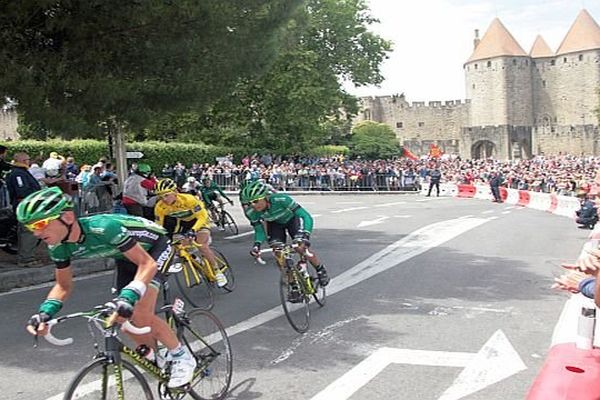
[279,270,310,333]
[64,357,153,399]
[213,248,235,292]
[221,211,238,235]
[311,276,327,307]
[174,259,215,310]
[183,309,233,400]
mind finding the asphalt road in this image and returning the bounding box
[0,194,585,400]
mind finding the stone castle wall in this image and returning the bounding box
[357,95,470,155]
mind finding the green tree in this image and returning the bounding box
[0,1,301,138]
[350,121,401,159]
[143,0,391,150]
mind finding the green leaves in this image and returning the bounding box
[350,121,401,159]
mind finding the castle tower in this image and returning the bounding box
[532,9,600,155]
[463,18,532,159]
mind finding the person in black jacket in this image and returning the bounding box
[576,194,598,229]
[489,171,504,203]
[426,167,442,197]
[6,152,42,267]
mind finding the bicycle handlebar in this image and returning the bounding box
[42,308,151,347]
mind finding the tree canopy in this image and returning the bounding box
[142,0,392,152]
[350,120,401,159]
[0,1,301,135]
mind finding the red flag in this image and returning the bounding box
[402,147,418,161]
[429,144,443,159]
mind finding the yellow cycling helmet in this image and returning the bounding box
[155,178,178,195]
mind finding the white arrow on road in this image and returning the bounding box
[310,330,526,400]
[357,216,389,227]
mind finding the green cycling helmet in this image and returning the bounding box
[16,187,73,224]
[241,180,269,203]
[137,163,152,176]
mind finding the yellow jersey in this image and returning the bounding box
[154,193,210,232]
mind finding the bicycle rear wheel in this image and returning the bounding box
[182,309,233,400]
[220,211,238,235]
[213,248,235,292]
[279,270,310,333]
[64,357,153,399]
[174,259,215,311]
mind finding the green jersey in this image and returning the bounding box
[49,214,168,269]
[245,193,313,243]
[200,181,230,204]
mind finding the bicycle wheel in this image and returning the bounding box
[64,357,153,399]
[311,275,327,307]
[279,269,310,333]
[174,258,215,311]
[220,211,238,235]
[213,248,235,292]
[182,309,233,400]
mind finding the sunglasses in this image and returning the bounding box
[250,197,265,205]
[25,215,61,232]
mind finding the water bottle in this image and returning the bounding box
[576,306,596,350]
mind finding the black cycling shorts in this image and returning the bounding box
[115,235,172,291]
[267,217,301,245]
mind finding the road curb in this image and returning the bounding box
[0,258,114,293]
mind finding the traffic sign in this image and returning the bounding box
[126,151,144,159]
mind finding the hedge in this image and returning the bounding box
[1,140,348,172]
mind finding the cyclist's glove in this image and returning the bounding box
[27,312,51,332]
[294,231,311,247]
[250,242,261,258]
[105,298,135,319]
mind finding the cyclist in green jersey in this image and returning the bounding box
[200,177,233,223]
[18,187,196,388]
[241,181,329,301]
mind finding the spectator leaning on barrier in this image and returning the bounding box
[123,163,155,217]
[6,152,43,267]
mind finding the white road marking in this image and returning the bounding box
[481,210,494,214]
[332,206,368,213]
[488,216,499,220]
[504,206,516,210]
[44,216,491,400]
[394,215,412,218]
[313,214,322,217]
[357,216,390,228]
[310,330,526,400]
[338,201,363,204]
[225,231,253,240]
[501,211,511,214]
[374,201,406,207]
[0,270,113,296]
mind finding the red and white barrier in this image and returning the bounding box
[421,183,579,219]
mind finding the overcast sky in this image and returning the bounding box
[345,0,600,101]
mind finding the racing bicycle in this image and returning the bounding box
[207,203,238,236]
[40,293,232,400]
[167,234,235,311]
[272,240,326,333]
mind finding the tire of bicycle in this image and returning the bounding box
[311,275,327,307]
[174,258,215,311]
[63,357,153,400]
[220,211,238,235]
[212,248,235,292]
[180,308,233,400]
[279,269,310,334]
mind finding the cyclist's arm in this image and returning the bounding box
[154,203,166,226]
[187,196,210,231]
[214,183,232,202]
[251,220,267,244]
[45,266,74,304]
[200,189,211,206]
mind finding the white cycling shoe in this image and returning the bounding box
[215,271,228,287]
[167,349,197,388]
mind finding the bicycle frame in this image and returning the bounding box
[272,243,316,295]
[173,237,217,284]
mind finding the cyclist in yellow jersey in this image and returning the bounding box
[154,178,227,287]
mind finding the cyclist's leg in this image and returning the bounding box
[287,217,329,286]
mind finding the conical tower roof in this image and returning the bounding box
[530,35,554,58]
[556,9,600,55]
[467,18,527,63]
